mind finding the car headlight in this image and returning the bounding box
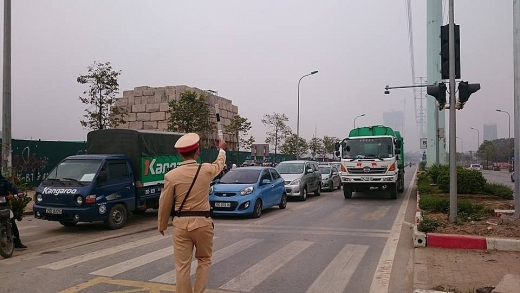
[209,186,214,194]
[240,186,254,196]
[289,178,301,185]
[36,193,43,203]
[323,176,329,180]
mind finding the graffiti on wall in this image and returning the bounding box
[11,146,50,185]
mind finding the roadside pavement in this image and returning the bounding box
[413,246,520,293]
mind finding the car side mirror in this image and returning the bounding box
[306,168,313,174]
[334,142,340,151]
[98,171,108,183]
[333,172,338,175]
[261,179,271,185]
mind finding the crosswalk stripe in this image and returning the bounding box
[219,240,313,292]
[306,244,369,293]
[150,238,263,284]
[38,235,166,270]
[90,246,174,277]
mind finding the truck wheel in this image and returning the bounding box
[105,204,128,230]
[59,221,77,227]
[397,176,404,193]
[343,185,352,199]
[390,184,398,199]
[314,183,321,196]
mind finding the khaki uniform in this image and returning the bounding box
[158,150,226,293]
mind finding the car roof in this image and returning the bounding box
[277,160,315,164]
[233,166,272,171]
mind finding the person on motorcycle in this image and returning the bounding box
[0,174,26,249]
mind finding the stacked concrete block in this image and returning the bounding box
[114,85,239,149]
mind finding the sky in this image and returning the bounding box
[0,0,515,153]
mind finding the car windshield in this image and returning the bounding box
[275,163,304,174]
[319,166,331,174]
[341,137,394,159]
[219,169,260,184]
[46,159,103,182]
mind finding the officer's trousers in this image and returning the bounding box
[173,224,214,293]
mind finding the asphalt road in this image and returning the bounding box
[1,167,418,293]
[481,170,514,189]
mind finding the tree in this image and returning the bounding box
[242,135,255,151]
[322,136,338,156]
[308,137,324,159]
[281,134,308,157]
[261,113,292,158]
[167,91,215,147]
[224,115,252,151]
[77,61,125,130]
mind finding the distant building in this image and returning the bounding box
[383,111,404,132]
[115,85,239,149]
[483,123,498,141]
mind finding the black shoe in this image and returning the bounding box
[14,242,27,249]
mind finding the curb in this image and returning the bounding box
[413,191,520,251]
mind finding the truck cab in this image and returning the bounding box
[33,155,137,229]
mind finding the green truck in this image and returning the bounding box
[33,129,185,229]
[334,125,405,199]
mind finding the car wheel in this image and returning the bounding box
[104,204,128,230]
[299,186,307,201]
[279,193,287,209]
[314,183,321,196]
[328,180,334,192]
[252,199,262,218]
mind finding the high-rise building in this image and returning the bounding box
[383,111,404,132]
[483,123,498,141]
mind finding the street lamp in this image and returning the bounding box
[496,109,512,169]
[296,70,318,159]
[354,114,365,128]
[470,127,480,162]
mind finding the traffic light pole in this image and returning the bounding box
[448,0,457,223]
[513,0,520,218]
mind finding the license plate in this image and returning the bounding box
[361,177,372,181]
[46,208,62,214]
[215,202,231,208]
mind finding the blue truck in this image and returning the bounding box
[33,129,184,229]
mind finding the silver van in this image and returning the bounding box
[275,160,322,201]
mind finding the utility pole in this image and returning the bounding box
[513,0,520,217]
[448,0,457,223]
[427,0,444,167]
[2,0,12,174]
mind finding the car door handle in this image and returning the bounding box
[125,185,131,189]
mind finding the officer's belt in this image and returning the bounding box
[173,210,211,218]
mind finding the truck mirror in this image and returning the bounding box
[334,151,340,157]
[346,146,351,152]
[334,142,340,151]
[98,171,108,183]
[395,140,402,149]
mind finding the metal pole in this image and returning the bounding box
[2,0,11,173]
[448,0,457,223]
[513,0,520,217]
[296,71,317,159]
[354,114,365,129]
[426,0,443,167]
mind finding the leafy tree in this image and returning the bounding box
[261,113,292,158]
[224,115,252,151]
[281,134,308,157]
[77,61,125,130]
[308,137,324,159]
[322,136,338,156]
[242,135,255,151]
[167,91,215,147]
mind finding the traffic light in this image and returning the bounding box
[457,81,480,109]
[427,82,447,111]
[440,24,461,80]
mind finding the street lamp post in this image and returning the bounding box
[496,109,512,170]
[470,127,480,162]
[296,70,318,159]
[456,136,463,166]
[354,114,365,128]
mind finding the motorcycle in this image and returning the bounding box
[0,195,14,258]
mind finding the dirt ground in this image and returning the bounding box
[424,194,520,238]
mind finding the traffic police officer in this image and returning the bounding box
[158,133,226,293]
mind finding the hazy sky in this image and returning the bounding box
[0,1,515,152]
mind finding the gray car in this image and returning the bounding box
[275,160,322,201]
[319,165,341,191]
